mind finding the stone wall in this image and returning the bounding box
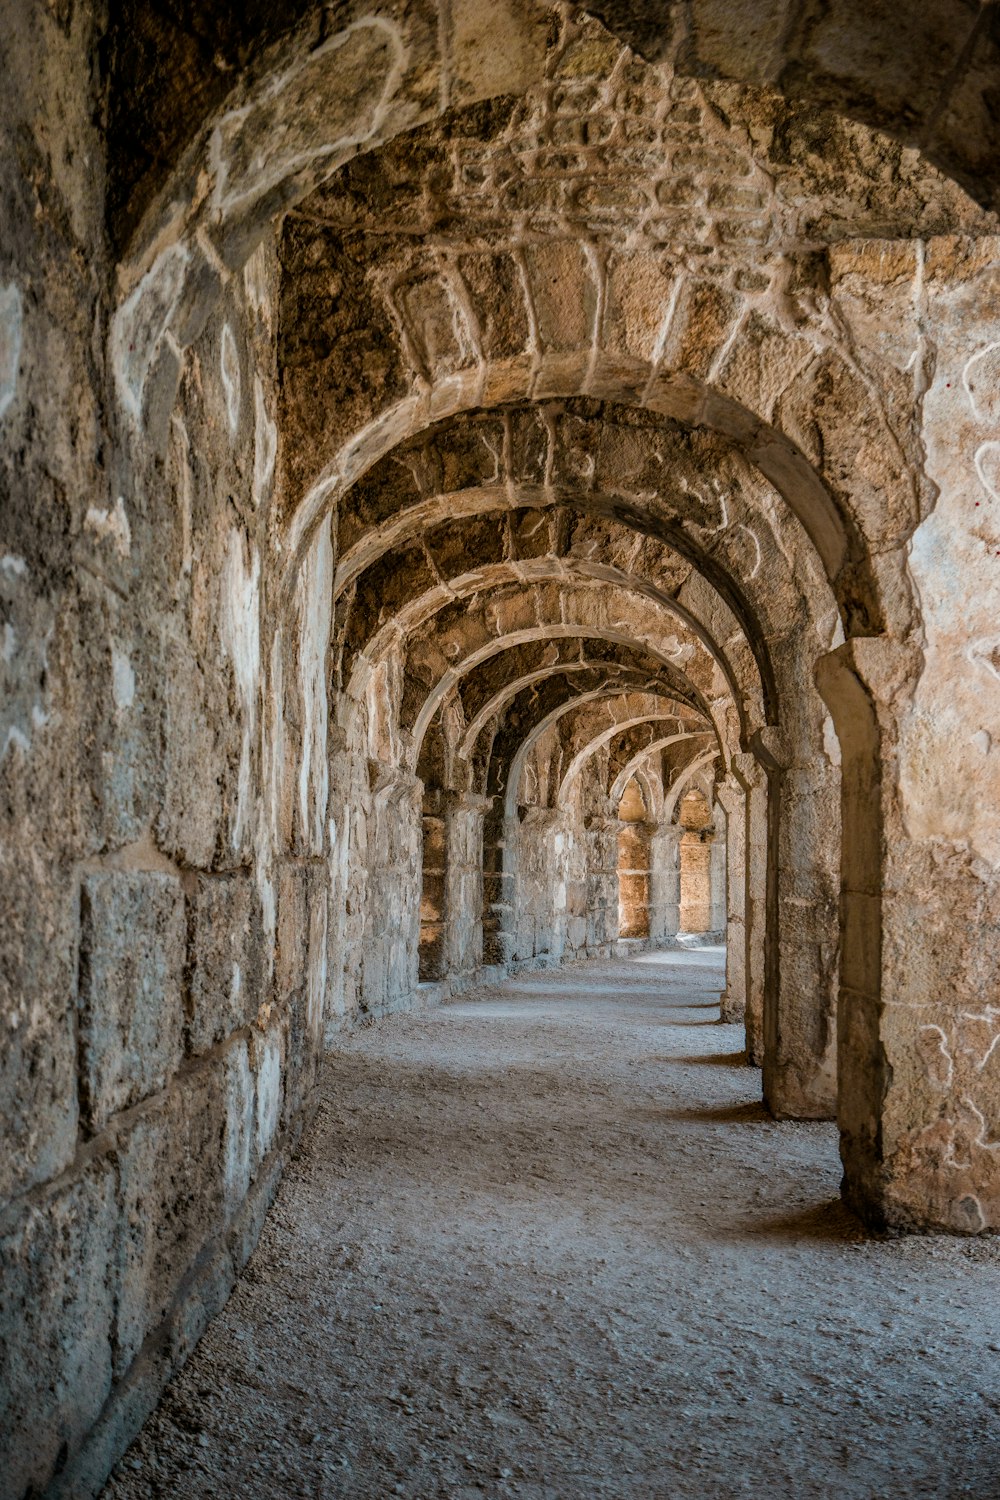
[1,11,327,1492]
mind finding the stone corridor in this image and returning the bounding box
[103,954,1000,1500]
[7,4,1000,1492]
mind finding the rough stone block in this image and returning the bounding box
[0,842,78,1200]
[114,1066,228,1374]
[275,861,310,1010]
[187,873,265,1054]
[523,240,595,352]
[604,251,678,362]
[74,570,164,851]
[459,253,530,360]
[78,871,185,1131]
[253,1027,284,1169]
[155,642,229,868]
[0,1162,117,1499]
[224,1038,254,1215]
[659,278,743,379]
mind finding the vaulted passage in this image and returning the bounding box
[5,3,1000,1494]
[102,954,1000,1500]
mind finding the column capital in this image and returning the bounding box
[445,790,493,815]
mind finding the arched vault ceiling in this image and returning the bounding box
[504,688,713,810]
[372,579,735,750]
[457,654,705,771]
[610,738,718,812]
[439,671,712,798]
[332,399,838,661]
[282,349,899,640]
[276,11,996,637]
[556,713,717,808]
[452,636,674,729]
[107,0,999,266]
[404,629,719,768]
[288,20,991,256]
[440,657,716,798]
[341,555,753,732]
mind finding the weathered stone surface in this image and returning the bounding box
[0,838,79,1201]
[0,1163,117,1499]
[114,1067,228,1373]
[78,872,186,1131]
[187,874,265,1054]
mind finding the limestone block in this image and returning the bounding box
[566,915,588,953]
[254,1026,284,1168]
[618,873,649,905]
[774,351,913,546]
[78,871,185,1131]
[275,862,311,1011]
[0,838,78,1200]
[224,1039,253,1215]
[603,252,678,363]
[449,0,549,106]
[715,311,812,418]
[75,571,163,850]
[659,279,743,379]
[187,873,266,1054]
[155,643,228,868]
[523,241,596,352]
[420,923,446,979]
[114,1066,228,1374]
[586,908,612,949]
[361,922,389,1011]
[0,1162,117,1499]
[399,274,473,378]
[459,253,531,360]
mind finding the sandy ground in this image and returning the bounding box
[103,953,1000,1500]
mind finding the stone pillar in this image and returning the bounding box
[513,805,563,962]
[419,796,447,982]
[716,775,747,1026]
[443,791,490,979]
[365,768,423,1012]
[752,727,838,1119]
[584,814,619,955]
[678,835,707,931]
[708,813,727,938]
[731,752,767,1063]
[649,822,682,943]
[817,638,1000,1232]
[480,798,514,967]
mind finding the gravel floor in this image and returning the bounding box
[103,952,1000,1500]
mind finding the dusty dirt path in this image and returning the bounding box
[104,953,1000,1500]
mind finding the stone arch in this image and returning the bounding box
[336,524,761,735]
[400,620,722,774]
[458,657,679,769]
[105,2,1000,290]
[481,679,712,968]
[347,565,740,722]
[556,715,716,814]
[285,355,887,636]
[420,651,695,799]
[304,374,843,1123]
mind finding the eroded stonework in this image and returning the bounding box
[3,3,1000,1495]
